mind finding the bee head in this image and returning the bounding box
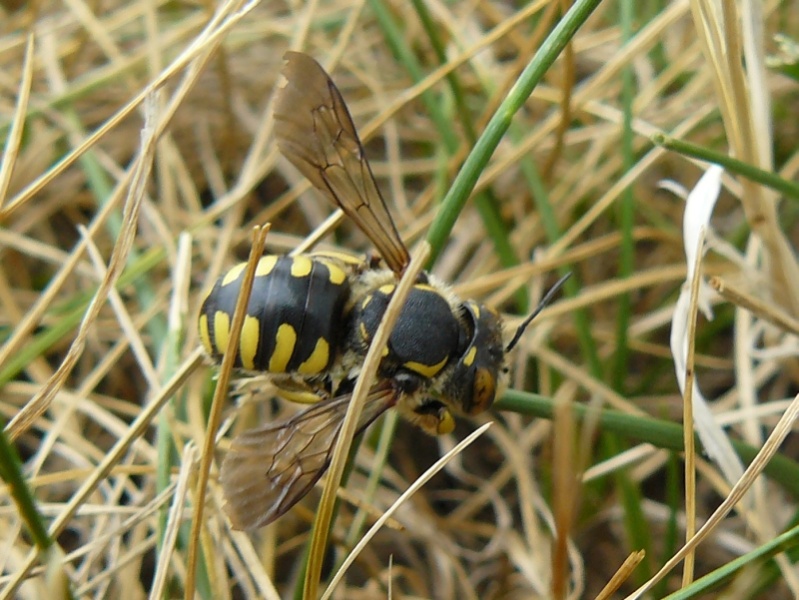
[444,300,507,416]
[443,273,570,416]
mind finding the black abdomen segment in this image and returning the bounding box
[199,255,351,373]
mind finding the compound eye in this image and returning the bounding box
[468,368,496,414]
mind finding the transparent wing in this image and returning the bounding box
[274,51,410,274]
[220,385,397,530]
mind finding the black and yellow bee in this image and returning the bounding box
[199,52,567,530]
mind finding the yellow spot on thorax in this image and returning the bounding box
[404,354,449,379]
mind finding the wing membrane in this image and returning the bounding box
[274,51,410,274]
[220,386,397,530]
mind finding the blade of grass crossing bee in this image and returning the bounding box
[220,385,397,530]
[274,51,411,274]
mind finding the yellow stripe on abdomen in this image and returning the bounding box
[290,256,312,277]
[269,323,297,372]
[239,315,261,369]
[298,338,330,374]
[198,314,212,354]
[213,311,231,355]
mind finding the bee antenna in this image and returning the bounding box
[505,272,571,352]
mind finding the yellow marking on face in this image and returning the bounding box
[198,314,212,354]
[378,284,395,295]
[437,410,455,435]
[291,255,313,277]
[462,346,477,367]
[239,315,260,369]
[469,368,495,414]
[268,323,297,372]
[255,255,278,277]
[213,311,231,354]
[470,302,480,318]
[326,264,347,285]
[298,338,330,374]
[222,263,246,286]
[404,355,449,378]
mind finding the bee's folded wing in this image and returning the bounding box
[274,51,410,275]
[220,385,397,529]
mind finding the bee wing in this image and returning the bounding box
[274,51,411,275]
[220,386,398,530]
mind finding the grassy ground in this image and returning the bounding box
[1,1,798,598]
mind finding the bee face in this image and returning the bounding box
[443,301,507,416]
[202,51,565,529]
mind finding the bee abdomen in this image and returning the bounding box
[199,255,352,373]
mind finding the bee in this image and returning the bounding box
[198,51,567,530]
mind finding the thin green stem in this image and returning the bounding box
[653,132,799,200]
[497,389,799,498]
[0,429,52,551]
[369,0,523,307]
[424,0,605,262]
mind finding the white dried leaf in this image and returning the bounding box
[670,165,745,485]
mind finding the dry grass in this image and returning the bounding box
[1,1,798,598]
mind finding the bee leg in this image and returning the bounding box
[392,373,457,434]
[414,400,455,435]
[273,378,331,404]
[399,399,455,436]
